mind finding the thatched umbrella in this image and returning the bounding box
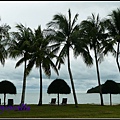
[102,80,120,105]
[87,80,120,105]
[0,80,17,106]
[47,79,71,105]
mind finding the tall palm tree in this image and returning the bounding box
[8,23,33,104]
[103,8,120,73]
[46,9,93,107]
[79,13,107,106]
[27,25,59,106]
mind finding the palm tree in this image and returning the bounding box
[0,22,11,66]
[79,13,107,106]
[46,9,93,107]
[27,25,59,106]
[8,23,33,104]
[103,8,120,73]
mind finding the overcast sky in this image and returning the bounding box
[0,1,120,94]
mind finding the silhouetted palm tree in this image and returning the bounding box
[27,25,58,106]
[80,13,107,106]
[8,23,33,104]
[0,22,11,66]
[46,9,93,107]
[103,8,120,73]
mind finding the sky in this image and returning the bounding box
[0,1,119,94]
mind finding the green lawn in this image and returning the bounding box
[0,104,120,118]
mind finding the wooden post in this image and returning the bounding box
[4,93,6,106]
[110,93,112,106]
[58,93,59,106]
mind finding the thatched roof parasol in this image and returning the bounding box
[0,80,17,106]
[47,79,71,105]
[87,80,120,105]
[102,80,120,105]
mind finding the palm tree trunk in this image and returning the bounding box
[38,63,42,106]
[21,56,27,104]
[94,46,104,106]
[67,47,78,107]
[116,42,120,72]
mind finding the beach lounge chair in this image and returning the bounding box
[61,98,67,105]
[7,99,13,106]
[49,98,56,105]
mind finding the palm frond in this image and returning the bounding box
[46,56,59,76]
[42,58,51,78]
[73,39,93,66]
[0,49,6,66]
[56,56,65,70]
[15,57,25,68]
[56,45,67,68]
[81,51,93,67]
[68,9,71,32]
[26,57,35,76]
[71,13,79,29]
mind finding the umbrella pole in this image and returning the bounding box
[4,93,6,106]
[110,93,112,106]
[58,93,59,106]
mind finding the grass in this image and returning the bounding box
[0,104,120,118]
